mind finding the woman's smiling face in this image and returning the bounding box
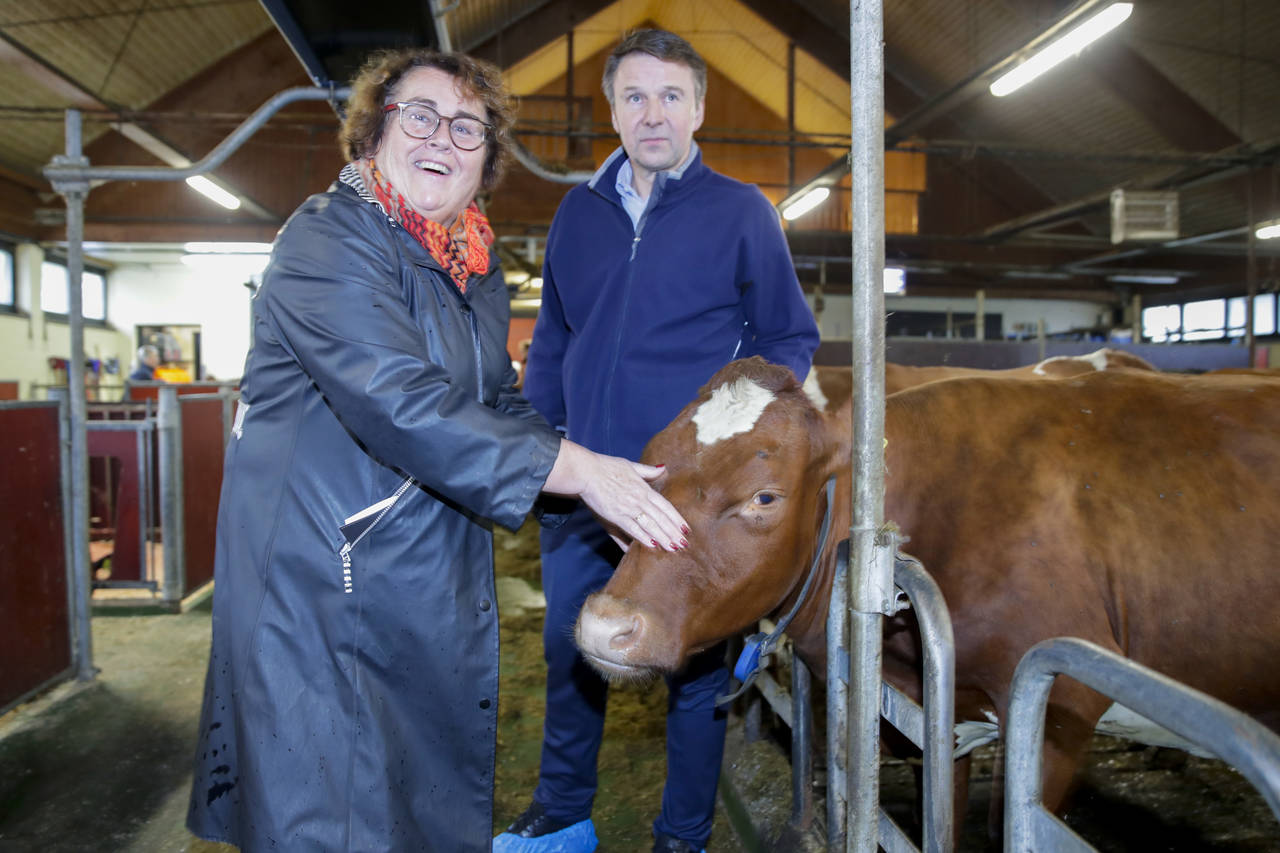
[374,66,488,228]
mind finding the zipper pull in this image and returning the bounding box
[630,234,641,261]
[340,542,353,594]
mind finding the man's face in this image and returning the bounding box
[609,53,705,186]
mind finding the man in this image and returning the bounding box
[128,344,159,382]
[500,29,819,853]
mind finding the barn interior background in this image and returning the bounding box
[1,0,1279,851]
[0,0,1275,396]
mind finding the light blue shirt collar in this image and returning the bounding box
[614,141,700,230]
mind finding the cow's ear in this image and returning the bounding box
[821,398,853,471]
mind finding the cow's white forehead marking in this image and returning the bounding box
[693,377,776,446]
[1032,348,1110,376]
[802,370,829,412]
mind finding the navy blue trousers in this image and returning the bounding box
[533,506,729,847]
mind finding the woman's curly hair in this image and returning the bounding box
[340,48,515,192]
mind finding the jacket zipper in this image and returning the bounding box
[604,185,657,450]
[339,475,416,593]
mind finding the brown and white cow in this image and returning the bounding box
[576,356,1280,819]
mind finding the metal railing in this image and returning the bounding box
[737,544,957,853]
[1004,637,1280,852]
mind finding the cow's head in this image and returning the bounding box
[575,357,850,681]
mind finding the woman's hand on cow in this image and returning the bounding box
[543,439,689,551]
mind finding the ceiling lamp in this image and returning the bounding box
[781,187,830,221]
[990,3,1134,98]
[1257,220,1280,240]
[186,175,242,210]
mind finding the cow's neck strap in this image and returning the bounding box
[717,473,837,707]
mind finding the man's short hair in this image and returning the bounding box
[601,29,707,105]
[138,344,159,361]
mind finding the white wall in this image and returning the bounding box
[0,244,258,398]
[811,293,1113,340]
[107,256,257,382]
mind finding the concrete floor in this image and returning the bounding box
[6,593,1276,852]
[0,585,747,853]
[0,599,231,853]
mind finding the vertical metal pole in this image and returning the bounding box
[1130,292,1142,343]
[158,386,186,608]
[52,110,95,681]
[428,0,453,52]
[787,41,797,194]
[975,289,986,341]
[791,653,814,826]
[136,427,149,583]
[846,1,892,851]
[1246,178,1257,366]
[53,389,93,680]
[826,548,849,849]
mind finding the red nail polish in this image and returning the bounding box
[651,539,659,548]
[680,539,688,549]
[670,542,679,551]
[681,525,690,535]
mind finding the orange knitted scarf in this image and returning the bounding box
[366,158,492,293]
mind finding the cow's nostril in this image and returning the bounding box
[608,615,643,651]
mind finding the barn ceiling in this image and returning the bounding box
[2,0,1277,307]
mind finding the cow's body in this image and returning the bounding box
[577,357,1280,819]
[806,346,1158,409]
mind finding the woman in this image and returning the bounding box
[186,48,687,852]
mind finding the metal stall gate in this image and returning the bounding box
[729,542,957,853]
[1004,637,1280,852]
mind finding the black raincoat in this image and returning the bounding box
[187,177,561,851]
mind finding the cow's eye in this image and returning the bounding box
[752,492,778,506]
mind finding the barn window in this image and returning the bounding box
[1181,299,1225,341]
[0,245,13,312]
[1228,294,1277,338]
[41,260,107,323]
[1142,304,1181,342]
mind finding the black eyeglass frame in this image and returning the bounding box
[382,102,492,151]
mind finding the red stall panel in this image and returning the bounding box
[181,396,226,593]
[0,404,70,710]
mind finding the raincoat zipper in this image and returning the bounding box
[338,475,416,593]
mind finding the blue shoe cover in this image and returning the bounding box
[493,818,598,853]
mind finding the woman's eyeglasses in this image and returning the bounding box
[383,102,490,151]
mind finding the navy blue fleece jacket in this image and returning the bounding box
[523,146,820,460]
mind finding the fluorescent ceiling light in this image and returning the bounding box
[1257,221,1280,240]
[183,241,272,254]
[781,187,830,221]
[186,175,242,210]
[990,3,1134,98]
[1107,274,1179,285]
[883,266,905,295]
